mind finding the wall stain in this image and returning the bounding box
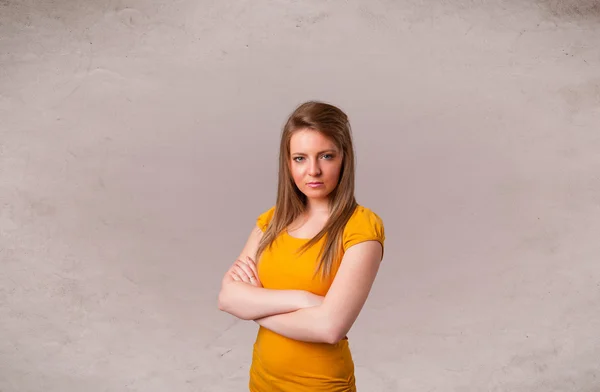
[536,0,600,21]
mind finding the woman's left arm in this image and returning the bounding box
[254,240,384,344]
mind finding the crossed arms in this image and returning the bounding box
[217,224,383,344]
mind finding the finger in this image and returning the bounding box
[247,273,259,286]
[237,262,259,286]
[233,265,252,283]
[236,266,254,283]
[239,256,255,268]
[236,267,254,283]
[244,256,259,279]
[230,271,241,282]
[230,265,245,280]
[235,260,256,281]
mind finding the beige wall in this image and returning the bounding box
[1,1,599,391]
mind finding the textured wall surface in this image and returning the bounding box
[1,0,599,391]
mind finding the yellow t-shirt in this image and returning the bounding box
[249,204,385,392]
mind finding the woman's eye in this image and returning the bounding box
[293,155,334,162]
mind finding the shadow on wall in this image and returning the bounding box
[537,0,600,19]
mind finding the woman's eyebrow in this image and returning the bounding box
[291,149,337,156]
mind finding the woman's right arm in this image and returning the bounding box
[217,224,317,320]
[218,279,316,320]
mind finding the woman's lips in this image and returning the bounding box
[307,182,324,188]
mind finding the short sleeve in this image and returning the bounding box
[256,206,276,232]
[342,206,385,257]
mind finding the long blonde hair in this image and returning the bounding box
[255,101,358,279]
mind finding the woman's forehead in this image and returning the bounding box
[289,129,338,153]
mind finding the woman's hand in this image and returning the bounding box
[227,256,262,287]
[219,255,327,321]
[225,257,324,307]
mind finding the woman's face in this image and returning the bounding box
[289,129,343,202]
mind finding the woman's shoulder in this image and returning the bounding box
[347,204,385,228]
[342,204,385,251]
[256,205,276,232]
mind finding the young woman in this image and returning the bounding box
[217,101,385,391]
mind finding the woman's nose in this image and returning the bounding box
[308,160,321,176]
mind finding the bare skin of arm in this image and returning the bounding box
[240,240,383,344]
[217,225,322,320]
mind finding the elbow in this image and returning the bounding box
[323,322,348,345]
[217,289,228,312]
[217,285,253,320]
[217,285,235,314]
[316,308,348,344]
[324,331,345,345]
